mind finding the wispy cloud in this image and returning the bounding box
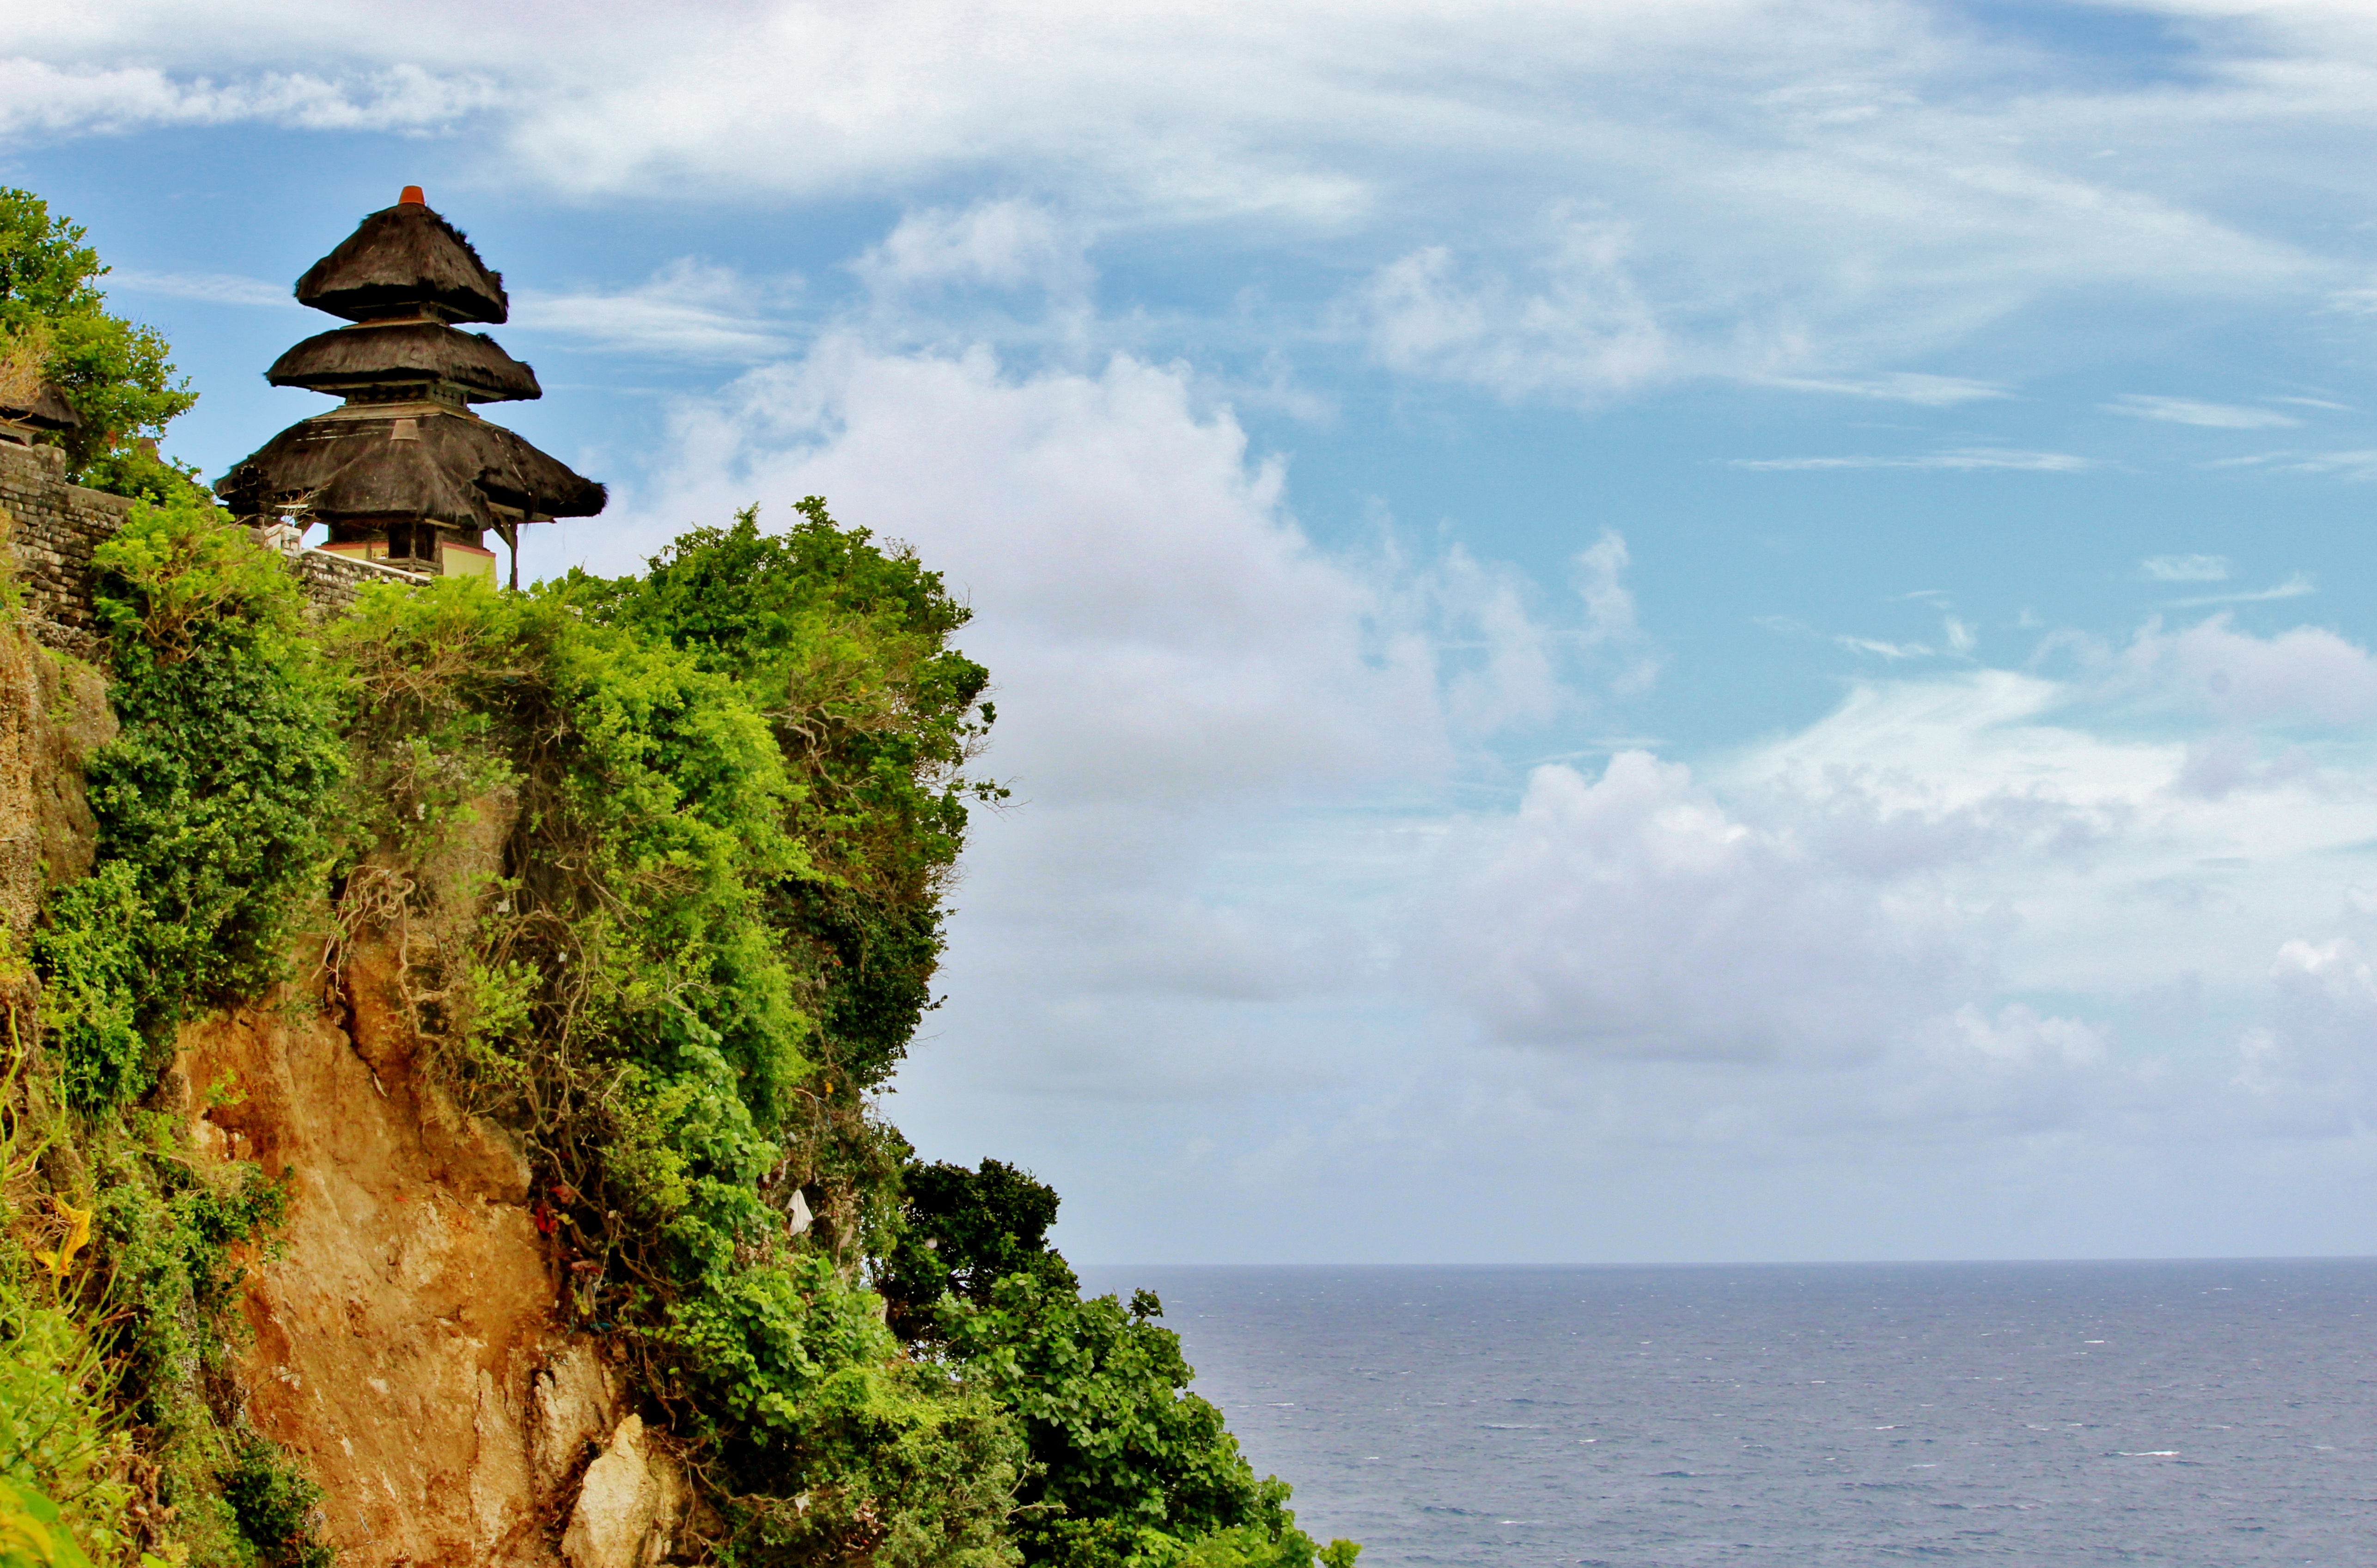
[2168,573,2314,608]
[2142,553,2230,583]
[2105,394,2299,430]
[109,269,295,308]
[2207,450,2377,480]
[1730,448,2092,473]
[1762,372,2011,407]
[511,260,799,361]
[1835,635,1932,659]
[0,58,494,136]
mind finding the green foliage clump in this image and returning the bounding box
[569,500,1005,1092]
[216,1440,327,1568]
[938,1278,1350,1568]
[876,1159,1077,1341]
[0,190,200,500]
[30,496,344,1106]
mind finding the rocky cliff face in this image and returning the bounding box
[0,596,687,1568]
[169,951,696,1568]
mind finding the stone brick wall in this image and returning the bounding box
[0,442,421,657]
[0,442,133,658]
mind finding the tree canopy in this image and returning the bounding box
[0,188,198,500]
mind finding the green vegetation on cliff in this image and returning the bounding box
[0,188,1354,1568]
[0,190,200,501]
[1,483,1357,1568]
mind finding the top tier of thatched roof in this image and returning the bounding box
[295,189,509,324]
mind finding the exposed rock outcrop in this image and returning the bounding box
[175,937,689,1567]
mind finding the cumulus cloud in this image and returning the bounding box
[1420,752,2003,1064]
[855,201,1089,298]
[2101,613,2377,725]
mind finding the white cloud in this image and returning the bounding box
[2106,394,2301,429]
[0,55,492,135]
[511,260,799,361]
[2101,613,2377,725]
[2142,553,2229,582]
[1356,224,1669,402]
[107,268,297,308]
[1420,750,2002,1064]
[2166,573,2315,608]
[1730,448,2095,472]
[9,0,2367,403]
[1837,634,1934,659]
[855,201,1088,297]
[1763,372,2012,406]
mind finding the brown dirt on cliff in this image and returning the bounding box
[174,940,648,1568]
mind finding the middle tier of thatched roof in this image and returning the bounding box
[215,407,606,528]
[268,321,542,403]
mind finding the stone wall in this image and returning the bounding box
[0,441,421,656]
[0,442,133,658]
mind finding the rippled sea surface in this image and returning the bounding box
[1075,1261,2377,1566]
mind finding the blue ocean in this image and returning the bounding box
[1078,1262,2377,1566]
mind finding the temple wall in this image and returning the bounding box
[0,443,422,656]
[0,443,133,658]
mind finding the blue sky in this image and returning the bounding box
[14,0,2377,1263]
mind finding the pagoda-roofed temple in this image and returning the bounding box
[216,187,603,584]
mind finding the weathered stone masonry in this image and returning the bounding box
[0,442,423,658]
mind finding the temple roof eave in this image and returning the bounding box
[214,408,607,529]
[267,322,542,403]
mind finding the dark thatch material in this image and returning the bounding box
[215,410,606,528]
[268,322,542,402]
[295,201,509,325]
[0,380,79,431]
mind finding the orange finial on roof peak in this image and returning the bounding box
[399,185,426,207]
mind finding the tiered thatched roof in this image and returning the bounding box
[294,197,508,324]
[220,187,603,542]
[268,322,542,403]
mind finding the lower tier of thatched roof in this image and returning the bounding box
[214,407,605,528]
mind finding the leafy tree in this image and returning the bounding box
[940,1277,1355,1568]
[0,188,199,499]
[567,499,1005,1091]
[878,1158,1079,1340]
